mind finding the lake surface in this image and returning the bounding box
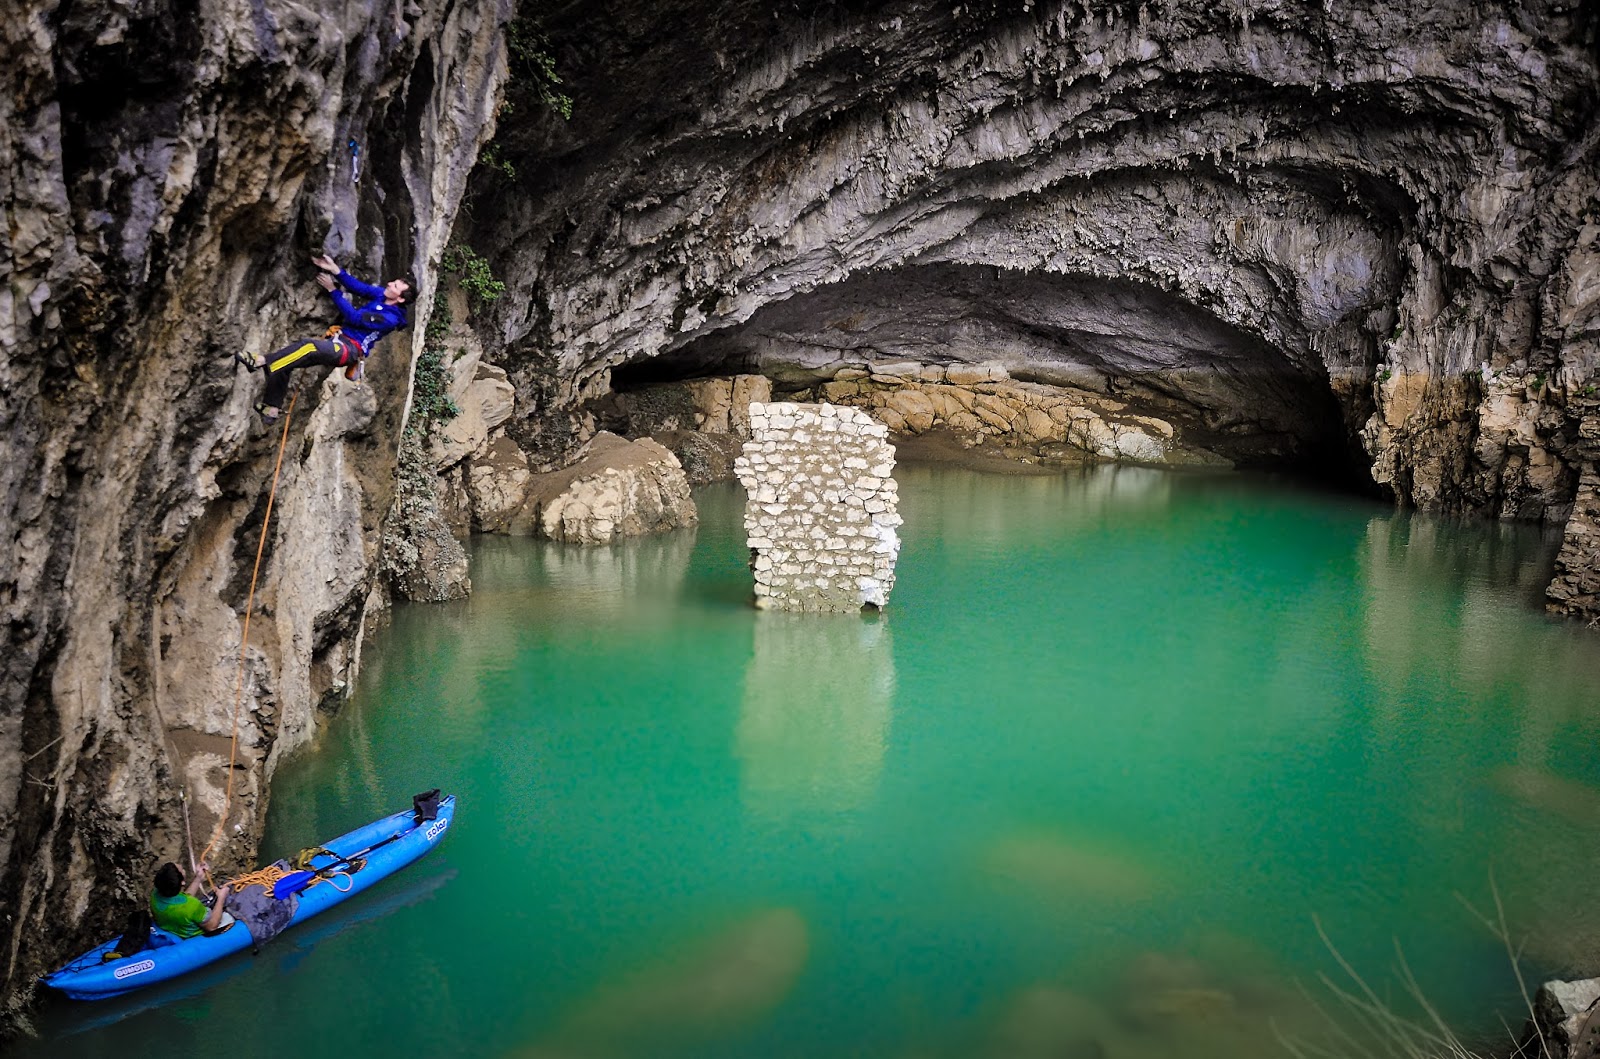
[28,465,1600,1058]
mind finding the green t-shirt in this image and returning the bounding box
[150,890,209,938]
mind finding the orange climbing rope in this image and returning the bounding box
[198,389,300,878]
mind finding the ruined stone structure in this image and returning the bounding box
[735,403,901,612]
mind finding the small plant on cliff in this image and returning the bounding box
[478,142,518,181]
[506,15,572,121]
[473,11,571,185]
[441,244,505,307]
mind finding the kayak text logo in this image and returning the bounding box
[113,959,156,979]
[425,819,448,841]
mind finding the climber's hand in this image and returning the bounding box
[316,273,337,292]
[311,254,340,275]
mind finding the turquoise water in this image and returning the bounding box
[28,465,1600,1058]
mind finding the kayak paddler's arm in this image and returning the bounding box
[203,884,232,931]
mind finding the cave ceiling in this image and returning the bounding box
[472,0,1598,488]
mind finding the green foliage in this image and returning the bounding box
[479,142,517,181]
[403,290,462,448]
[441,244,505,305]
[411,345,461,431]
[506,15,572,120]
[425,287,454,345]
[384,297,460,584]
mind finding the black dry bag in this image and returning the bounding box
[103,907,152,962]
[413,788,441,823]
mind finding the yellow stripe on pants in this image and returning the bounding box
[269,342,319,373]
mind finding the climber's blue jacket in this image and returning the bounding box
[328,270,407,354]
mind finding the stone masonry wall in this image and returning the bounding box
[735,403,901,613]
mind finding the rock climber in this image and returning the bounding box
[237,254,410,423]
[150,861,235,938]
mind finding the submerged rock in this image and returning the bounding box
[516,907,810,1056]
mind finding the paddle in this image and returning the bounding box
[271,830,407,900]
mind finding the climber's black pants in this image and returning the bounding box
[262,338,353,408]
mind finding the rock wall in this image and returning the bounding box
[0,0,507,1013]
[468,0,1600,619]
[810,359,1232,466]
[1547,399,1600,620]
[613,374,774,484]
[735,402,901,612]
[520,433,698,545]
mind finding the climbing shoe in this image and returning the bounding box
[234,351,264,371]
[253,402,280,424]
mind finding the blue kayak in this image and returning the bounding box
[41,794,456,1000]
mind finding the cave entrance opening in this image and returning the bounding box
[609,263,1375,492]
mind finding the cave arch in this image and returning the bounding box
[614,262,1370,479]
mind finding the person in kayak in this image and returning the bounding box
[150,862,235,938]
[236,254,411,423]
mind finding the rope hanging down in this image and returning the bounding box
[198,387,300,877]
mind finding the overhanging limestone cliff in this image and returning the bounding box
[0,0,508,1012]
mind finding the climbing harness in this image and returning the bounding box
[197,385,301,881]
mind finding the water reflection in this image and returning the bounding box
[1358,512,1600,974]
[736,612,895,819]
[477,528,700,624]
[899,463,1179,550]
